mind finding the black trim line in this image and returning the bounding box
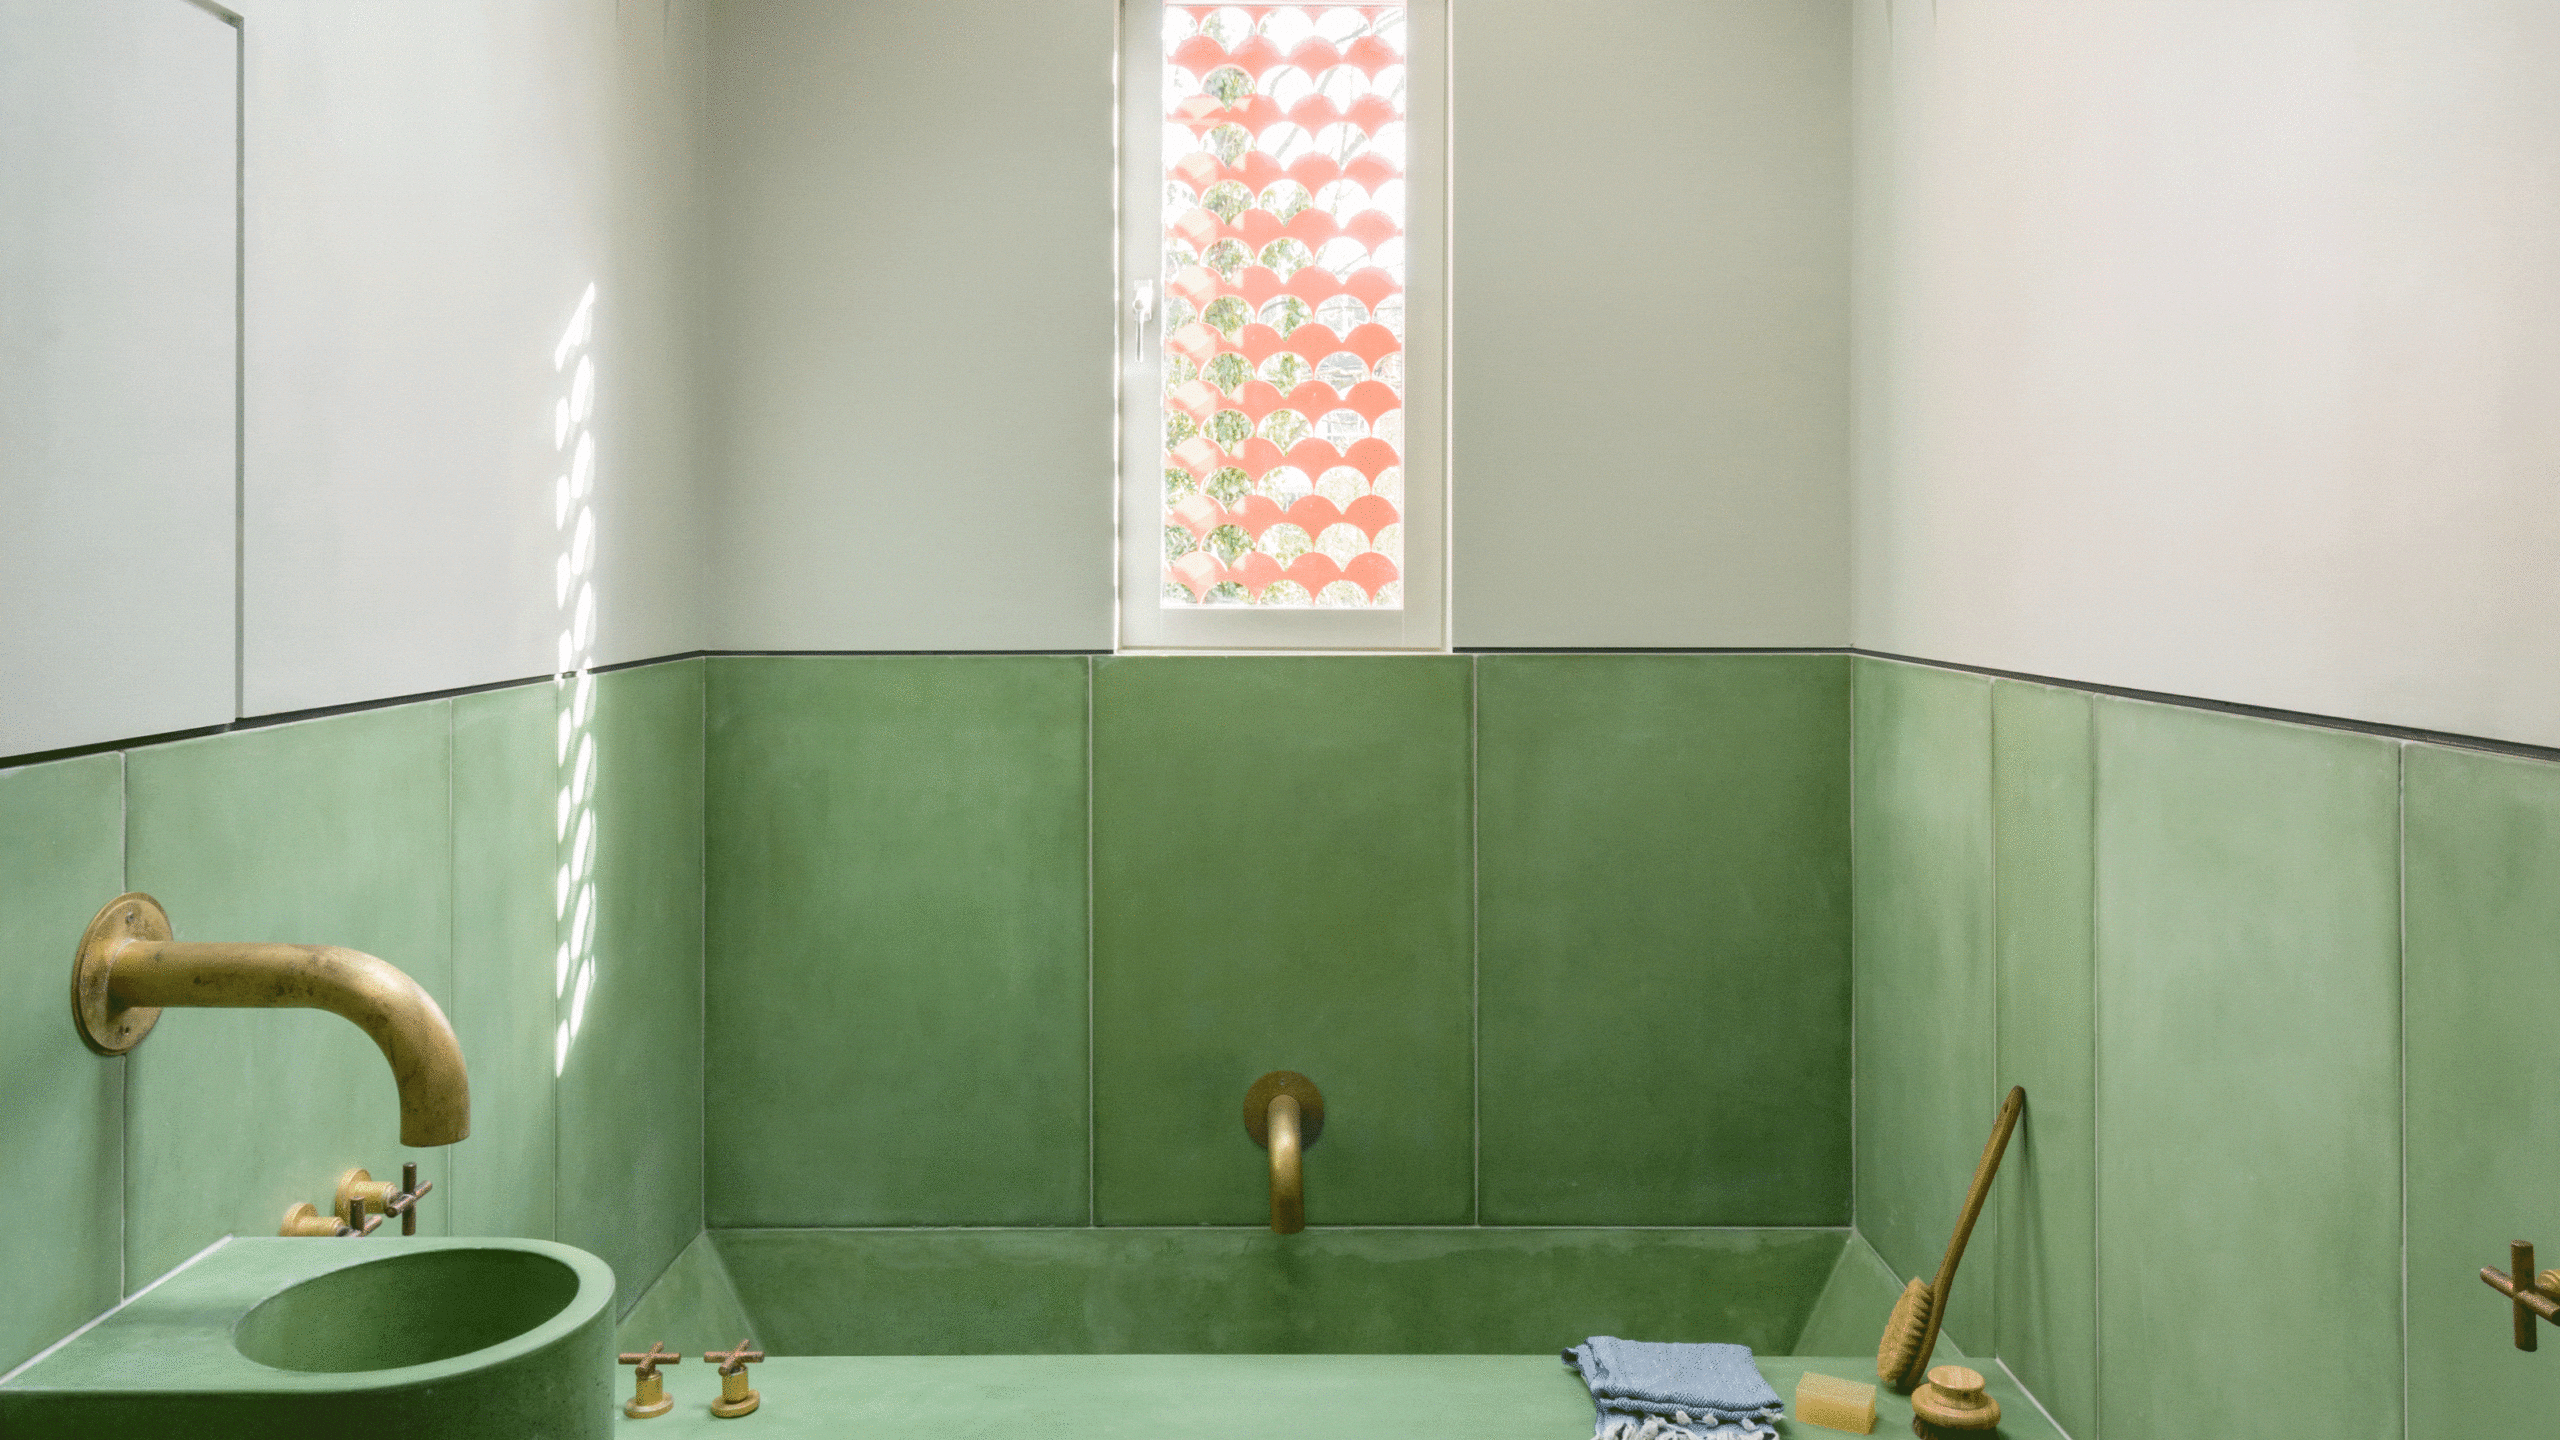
[685,649,1107,659]
[1458,646,1832,655]
[3,671,554,772]
[1850,649,2560,765]
[12,646,2560,772]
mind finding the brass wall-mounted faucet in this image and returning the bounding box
[2483,1240,2560,1349]
[71,893,471,1147]
[1243,1070,1324,1234]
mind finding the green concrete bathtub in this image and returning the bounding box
[604,1227,2064,1438]
[619,1227,1909,1356]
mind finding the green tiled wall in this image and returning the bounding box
[1856,656,2560,1440]
[1988,682,2096,1439]
[2,652,1861,1372]
[690,654,1860,1235]
[1477,654,1850,1225]
[449,683,565,1241]
[705,657,1089,1226]
[0,666,704,1372]
[124,704,460,1281]
[1091,657,1477,1225]
[20,646,2550,1431]
[558,660,707,1306]
[1850,660,1997,1356]
[2096,703,2403,1439]
[0,755,126,1371]
[2404,746,2560,1434]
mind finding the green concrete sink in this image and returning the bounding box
[234,1246,586,1374]
[0,1237,616,1438]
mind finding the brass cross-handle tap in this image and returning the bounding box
[1243,1071,1325,1234]
[339,1162,433,1236]
[280,1200,380,1237]
[704,1339,765,1419]
[620,1342,680,1419]
[2482,1240,2560,1350]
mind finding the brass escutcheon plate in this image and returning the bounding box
[71,892,167,1056]
[1243,1070,1325,1148]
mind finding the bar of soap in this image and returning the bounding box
[1795,1370,1877,1434]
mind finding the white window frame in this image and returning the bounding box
[1115,0,1449,652]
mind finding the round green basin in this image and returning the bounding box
[234,1247,582,1374]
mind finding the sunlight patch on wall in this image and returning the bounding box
[552,282,600,1077]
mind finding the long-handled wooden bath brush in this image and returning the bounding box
[1876,1085,2025,1394]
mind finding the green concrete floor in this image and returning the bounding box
[610,1354,2064,1438]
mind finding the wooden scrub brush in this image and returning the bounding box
[1876,1085,2025,1393]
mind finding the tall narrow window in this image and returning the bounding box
[1121,2,1444,649]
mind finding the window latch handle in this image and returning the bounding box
[1130,280,1156,362]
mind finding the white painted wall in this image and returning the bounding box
[239,0,708,716]
[701,0,1853,653]
[1453,0,1853,649]
[1852,2,2560,747]
[5,0,710,755]
[702,0,1118,653]
[37,0,2537,743]
[1,0,237,757]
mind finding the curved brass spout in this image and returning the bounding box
[72,894,471,1146]
[1242,1070,1324,1234]
[1267,1093,1304,1232]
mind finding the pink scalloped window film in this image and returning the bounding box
[1160,5,1408,609]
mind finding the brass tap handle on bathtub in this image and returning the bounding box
[621,1342,681,1419]
[704,1340,765,1419]
[1243,1071,1325,1235]
[2482,1239,2560,1350]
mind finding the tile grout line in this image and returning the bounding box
[1086,655,1097,1230]
[2088,698,2103,1440]
[1985,677,2001,1363]
[700,664,711,1242]
[1469,653,1480,1226]
[1845,659,1858,1240]
[118,748,129,1302]
[556,676,572,1251]
[1996,1357,2074,1440]
[2396,741,2409,1440]
[445,701,458,1235]
[543,690,563,1239]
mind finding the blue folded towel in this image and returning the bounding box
[1561,1338,1784,1440]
